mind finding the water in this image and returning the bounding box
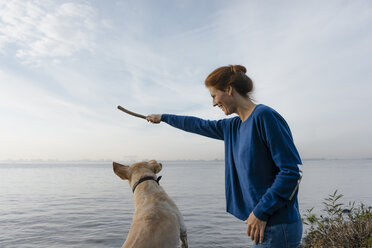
[1,159,372,248]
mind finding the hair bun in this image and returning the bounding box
[234,65,247,74]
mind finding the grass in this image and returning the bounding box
[302,190,372,248]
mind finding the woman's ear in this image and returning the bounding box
[227,85,233,96]
[113,162,131,180]
[148,160,162,174]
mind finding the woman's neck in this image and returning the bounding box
[234,93,256,122]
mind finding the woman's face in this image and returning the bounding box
[208,86,235,115]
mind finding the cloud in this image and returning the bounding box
[1,0,371,160]
[0,67,140,160]
[0,0,103,65]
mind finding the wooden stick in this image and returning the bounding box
[117,105,146,119]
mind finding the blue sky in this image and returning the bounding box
[1,0,371,161]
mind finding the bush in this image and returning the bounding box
[302,190,372,248]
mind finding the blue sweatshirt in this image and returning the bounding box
[161,104,302,226]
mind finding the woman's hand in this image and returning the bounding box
[146,114,162,124]
[244,212,267,245]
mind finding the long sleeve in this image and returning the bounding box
[252,110,302,221]
[161,114,226,140]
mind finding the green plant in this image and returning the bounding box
[302,190,372,248]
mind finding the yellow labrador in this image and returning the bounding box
[113,160,188,248]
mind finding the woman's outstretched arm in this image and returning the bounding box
[147,114,226,140]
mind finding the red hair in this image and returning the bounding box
[205,65,253,97]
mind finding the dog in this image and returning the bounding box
[113,160,188,248]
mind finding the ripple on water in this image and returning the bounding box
[2,160,372,247]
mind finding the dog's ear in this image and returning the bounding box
[113,162,130,180]
[148,160,162,174]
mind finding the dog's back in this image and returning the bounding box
[113,161,188,248]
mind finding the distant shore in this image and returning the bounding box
[1,157,372,164]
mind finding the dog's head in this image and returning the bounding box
[113,160,162,185]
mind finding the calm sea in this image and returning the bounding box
[1,159,371,248]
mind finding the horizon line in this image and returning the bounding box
[1,157,372,163]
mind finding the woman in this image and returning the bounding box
[146,65,303,247]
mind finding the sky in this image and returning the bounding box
[0,0,371,161]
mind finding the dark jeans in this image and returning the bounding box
[252,220,303,248]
